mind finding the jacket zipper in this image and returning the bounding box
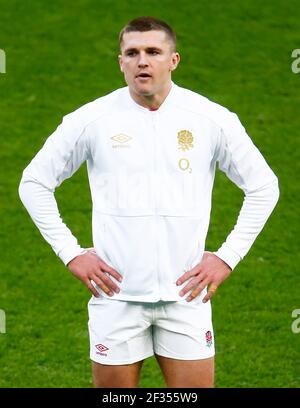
[151,112,161,300]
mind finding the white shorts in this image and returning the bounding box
[88,293,215,365]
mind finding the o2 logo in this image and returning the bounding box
[291,309,300,334]
[291,49,300,74]
[178,158,192,173]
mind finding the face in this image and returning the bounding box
[119,30,180,97]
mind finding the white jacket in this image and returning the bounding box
[19,82,279,302]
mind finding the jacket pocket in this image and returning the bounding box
[159,214,205,284]
[93,211,157,296]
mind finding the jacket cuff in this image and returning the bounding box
[213,246,242,270]
[58,244,86,266]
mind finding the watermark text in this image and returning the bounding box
[291,49,300,73]
[291,309,300,333]
[0,309,6,333]
[0,49,6,73]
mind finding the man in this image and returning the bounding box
[19,17,279,388]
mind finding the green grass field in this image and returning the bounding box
[0,0,299,387]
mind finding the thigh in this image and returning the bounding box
[92,359,144,388]
[155,355,214,388]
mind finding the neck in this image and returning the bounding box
[129,81,172,110]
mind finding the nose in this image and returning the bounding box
[138,52,149,67]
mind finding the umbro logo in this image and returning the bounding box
[96,343,109,352]
[111,133,132,148]
[95,343,109,356]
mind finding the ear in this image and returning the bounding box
[170,52,180,71]
[118,55,124,72]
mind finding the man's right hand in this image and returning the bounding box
[67,250,122,298]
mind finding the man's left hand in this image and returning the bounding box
[176,251,232,303]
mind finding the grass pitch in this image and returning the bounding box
[0,0,299,387]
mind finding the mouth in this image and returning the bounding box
[135,73,152,80]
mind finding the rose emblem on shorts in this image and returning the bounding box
[205,331,213,348]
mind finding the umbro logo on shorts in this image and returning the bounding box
[95,343,109,356]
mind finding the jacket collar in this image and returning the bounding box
[126,81,177,113]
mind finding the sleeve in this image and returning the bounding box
[213,112,280,270]
[18,113,90,265]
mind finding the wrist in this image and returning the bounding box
[67,249,88,268]
[213,246,241,270]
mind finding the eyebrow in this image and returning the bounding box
[124,47,163,54]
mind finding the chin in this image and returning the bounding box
[135,86,154,96]
[138,90,153,96]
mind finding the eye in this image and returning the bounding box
[149,50,159,55]
[126,51,137,57]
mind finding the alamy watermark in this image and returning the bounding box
[0,309,6,333]
[291,49,300,73]
[0,49,6,73]
[291,309,300,333]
